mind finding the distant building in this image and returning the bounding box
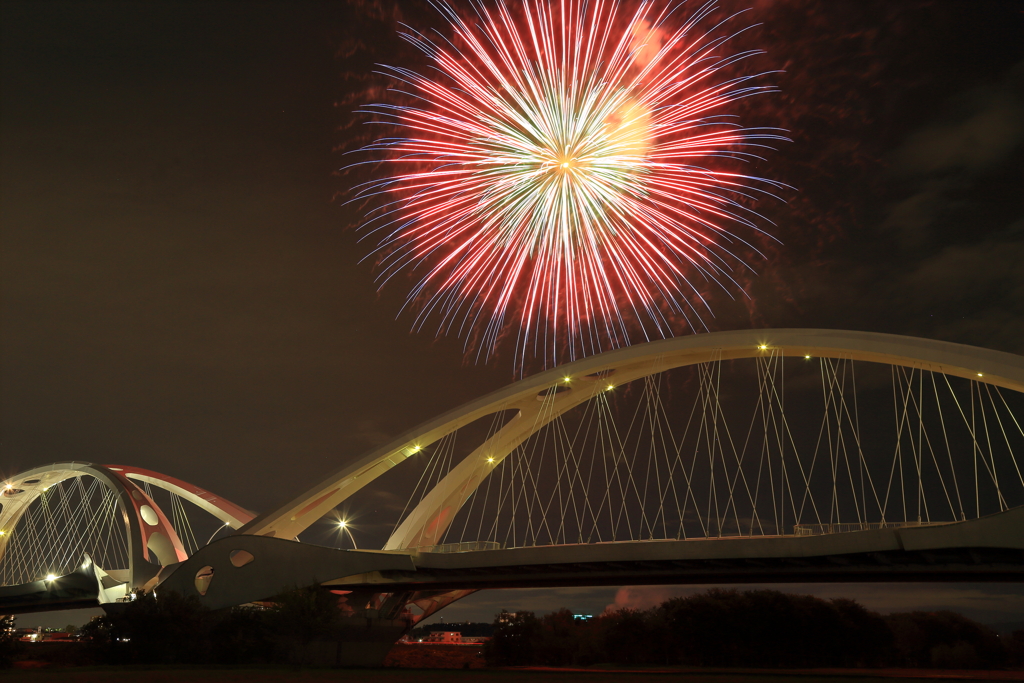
[16,628,41,642]
[423,631,462,644]
[42,631,76,642]
[405,621,494,643]
[573,614,593,621]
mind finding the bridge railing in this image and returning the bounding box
[416,541,503,553]
[793,520,956,536]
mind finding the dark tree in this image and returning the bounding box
[830,598,895,667]
[209,606,276,665]
[1006,629,1024,668]
[484,610,542,666]
[598,608,658,666]
[534,608,576,666]
[886,611,1005,669]
[79,590,213,664]
[0,615,18,669]
[268,584,345,642]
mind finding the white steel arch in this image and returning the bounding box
[0,462,187,589]
[235,329,1024,547]
[0,462,254,590]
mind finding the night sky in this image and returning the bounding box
[2,0,1023,628]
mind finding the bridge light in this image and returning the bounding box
[805,355,811,359]
[977,373,984,377]
[758,344,768,351]
[45,573,56,582]
[563,376,571,383]
[606,384,614,391]
[0,530,5,536]
[409,445,422,454]
[486,457,495,464]
[338,520,347,529]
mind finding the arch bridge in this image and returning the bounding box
[3,329,1023,664]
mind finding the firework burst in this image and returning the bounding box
[352,0,788,369]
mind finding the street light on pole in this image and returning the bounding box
[337,520,358,549]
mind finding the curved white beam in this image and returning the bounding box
[235,329,1024,545]
[111,465,254,529]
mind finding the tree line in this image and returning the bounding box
[484,589,1024,669]
[2,587,350,667]
[3,587,1022,669]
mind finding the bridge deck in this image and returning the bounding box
[4,505,1022,614]
[329,509,1024,590]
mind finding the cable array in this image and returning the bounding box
[389,354,1024,549]
[1,474,231,585]
[0,477,130,585]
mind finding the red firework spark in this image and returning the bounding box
[352,0,788,369]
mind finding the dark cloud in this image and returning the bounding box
[879,184,952,248]
[904,222,1024,303]
[880,61,1024,252]
[893,62,1024,178]
[897,221,1024,352]
[868,61,1024,350]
